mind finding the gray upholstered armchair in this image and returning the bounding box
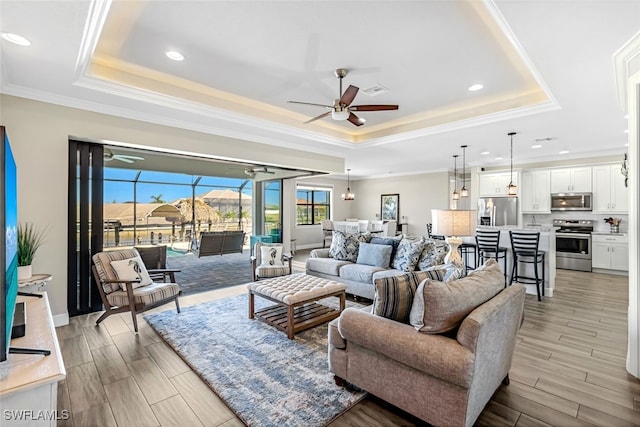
[329,276,525,427]
[251,241,292,281]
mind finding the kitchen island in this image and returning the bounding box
[463,226,556,298]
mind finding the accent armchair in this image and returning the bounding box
[251,241,292,281]
[92,248,181,332]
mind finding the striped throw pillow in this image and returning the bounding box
[373,270,432,323]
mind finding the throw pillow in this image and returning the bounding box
[373,270,431,323]
[409,259,504,334]
[260,245,283,266]
[422,263,465,282]
[110,256,153,291]
[356,242,392,268]
[392,237,426,272]
[329,230,370,262]
[370,235,403,259]
[416,238,449,271]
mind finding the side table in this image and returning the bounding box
[18,273,52,297]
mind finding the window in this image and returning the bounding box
[296,185,331,225]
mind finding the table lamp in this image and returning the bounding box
[431,209,476,268]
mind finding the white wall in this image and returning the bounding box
[351,172,450,237]
[1,94,343,322]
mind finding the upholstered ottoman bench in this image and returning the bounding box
[248,273,347,339]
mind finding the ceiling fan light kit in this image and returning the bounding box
[288,68,398,127]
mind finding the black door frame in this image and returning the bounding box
[67,140,104,317]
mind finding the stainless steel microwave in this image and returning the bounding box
[550,193,592,211]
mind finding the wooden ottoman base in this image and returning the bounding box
[248,274,346,339]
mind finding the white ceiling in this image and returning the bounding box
[1,0,638,178]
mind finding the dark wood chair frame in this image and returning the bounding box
[91,265,181,333]
[134,245,180,282]
[509,231,545,301]
[476,229,508,285]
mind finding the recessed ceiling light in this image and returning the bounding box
[559,150,569,155]
[494,156,503,161]
[624,129,629,134]
[624,114,629,119]
[625,143,629,147]
[468,84,484,92]
[480,151,490,155]
[1,32,31,46]
[531,144,542,149]
[166,50,184,61]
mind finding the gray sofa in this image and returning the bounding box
[305,248,406,299]
[329,272,526,427]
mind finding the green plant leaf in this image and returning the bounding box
[17,222,47,266]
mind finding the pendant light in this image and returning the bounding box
[452,155,459,201]
[341,168,355,200]
[460,145,468,198]
[507,132,517,196]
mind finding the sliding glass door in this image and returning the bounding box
[263,179,282,243]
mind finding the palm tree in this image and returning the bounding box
[150,194,166,204]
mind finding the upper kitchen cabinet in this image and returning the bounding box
[550,167,592,193]
[592,164,628,213]
[521,169,551,213]
[478,172,518,197]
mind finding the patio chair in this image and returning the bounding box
[321,219,333,248]
[134,245,180,282]
[251,241,292,281]
[92,248,181,332]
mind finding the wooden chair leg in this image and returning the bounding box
[334,375,345,386]
[130,310,139,333]
[95,310,111,326]
[175,296,181,313]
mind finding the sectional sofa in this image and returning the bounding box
[305,232,450,299]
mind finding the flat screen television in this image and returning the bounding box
[1,126,19,362]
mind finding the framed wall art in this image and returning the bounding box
[380,194,399,221]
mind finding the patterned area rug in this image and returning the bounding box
[144,294,366,426]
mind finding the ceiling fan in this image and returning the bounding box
[244,166,275,178]
[287,68,398,127]
[104,148,144,164]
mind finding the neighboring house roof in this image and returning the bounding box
[103,203,181,226]
[199,189,252,202]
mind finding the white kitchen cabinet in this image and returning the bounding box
[592,234,628,271]
[478,172,518,197]
[592,164,628,213]
[550,167,592,193]
[521,169,551,213]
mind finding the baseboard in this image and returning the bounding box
[52,312,69,327]
[592,268,629,276]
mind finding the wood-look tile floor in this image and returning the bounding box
[56,265,640,426]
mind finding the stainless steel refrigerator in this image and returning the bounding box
[477,197,518,227]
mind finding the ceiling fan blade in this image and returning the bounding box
[287,101,333,109]
[347,113,365,127]
[119,155,145,161]
[350,105,399,111]
[339,85,359,107]
[115,156,136,164]
[304,111,331,124]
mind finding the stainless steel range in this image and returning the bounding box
[553,219,593,272]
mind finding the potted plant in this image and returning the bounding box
[17,222,47,280]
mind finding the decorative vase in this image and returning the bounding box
[610,225,620,234]
[17,265,32,281]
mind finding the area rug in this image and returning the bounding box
[144,294,366,426]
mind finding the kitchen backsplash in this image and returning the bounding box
[523,212,629,233]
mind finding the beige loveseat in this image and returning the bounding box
[329,263,525,427]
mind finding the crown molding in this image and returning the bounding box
[614,29,640,112]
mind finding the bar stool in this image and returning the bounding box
[509,231,545,301]
[458,242,477,274]
[475,229,508,285]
